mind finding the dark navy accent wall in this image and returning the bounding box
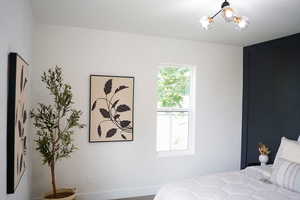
[242,33,300,169]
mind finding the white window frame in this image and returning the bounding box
[156,64,196,157]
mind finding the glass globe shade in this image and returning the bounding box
[222,7,234,22]
[200,16,213,30]
[234,16,249,30]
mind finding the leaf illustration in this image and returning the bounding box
[18,120,22,137]
[15,107,18,125]
[121,134,127,140]
[23,78,27,90]
[20,66,24,92]
[23,136,27,151]
[114,114,120,120]
[23,110,27,123]
[21,127,24,137]
[106,128,117,138]
[116,104,131,112]
[17,154,19,175]
[115,85,128,93]
[112,99,119,109]
[91,100,97,111]
[99,108,110,118]
[104,79,112,95]
[97,125,102,137]
[20,154,23,172]
[120,120,131,128]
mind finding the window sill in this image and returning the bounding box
[157,149,195,158]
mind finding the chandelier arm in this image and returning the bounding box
[211,9,222,19]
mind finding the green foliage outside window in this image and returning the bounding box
[157,67,191,108]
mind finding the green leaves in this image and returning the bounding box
[157,67,191,108]
[31,66,85,166]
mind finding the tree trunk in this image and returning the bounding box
[50,162,57,197]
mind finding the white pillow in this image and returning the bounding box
[298,136,300,142]
[274,137,300,166]
[271,158,300,193]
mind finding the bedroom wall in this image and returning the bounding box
[31,24,243,199]
[241,33,300,168]
[0,0,33,200]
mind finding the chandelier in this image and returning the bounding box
[200,0,249,30]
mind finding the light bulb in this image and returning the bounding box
[200,16,213,30]
[234,16,249,30]
[222,7,234,22]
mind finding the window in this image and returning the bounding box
[156,65,195,156]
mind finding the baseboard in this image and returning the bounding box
[33,185,160,200]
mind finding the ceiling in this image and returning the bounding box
[31,0,300,46]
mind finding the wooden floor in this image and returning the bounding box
[116,195,155,200]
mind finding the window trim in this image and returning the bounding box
[156,64,196,157]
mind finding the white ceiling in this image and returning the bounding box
[31,0,300,46]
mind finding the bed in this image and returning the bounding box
[154,165,300,200]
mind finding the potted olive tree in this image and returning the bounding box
[31,67,85,200]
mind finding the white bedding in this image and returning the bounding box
[154,166,300,200]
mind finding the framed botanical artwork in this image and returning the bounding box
[89,75,134,142]
[7,53,29,194]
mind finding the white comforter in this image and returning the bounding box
[154,167,300,200]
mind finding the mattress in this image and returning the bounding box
[154,166,300,200]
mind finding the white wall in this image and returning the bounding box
[32,24,243,199]
[0,0,33,200]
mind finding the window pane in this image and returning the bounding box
[171,112,189,150]
[157,67,191,109]
[157,111,189,151]
[157,112,171,151]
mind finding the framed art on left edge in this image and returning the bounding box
[89,75,134,142]
[7,53,29,194]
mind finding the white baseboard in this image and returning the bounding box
[33,185,160,200]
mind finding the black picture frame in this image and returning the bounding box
[89,75,135,143]
[7,53,29,194]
